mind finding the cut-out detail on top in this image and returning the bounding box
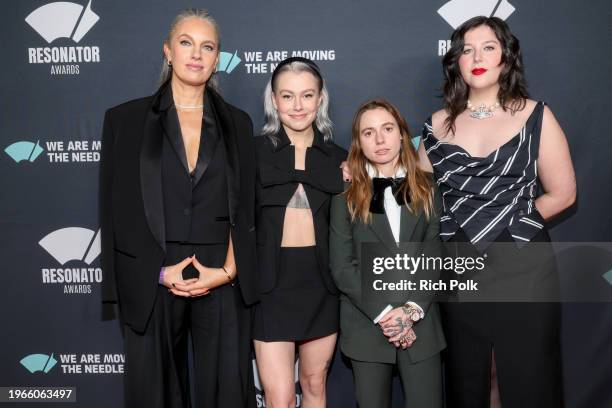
[287,184,310,209]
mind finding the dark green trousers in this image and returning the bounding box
[351,353,443,408]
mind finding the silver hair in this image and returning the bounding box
[157,9,220,90]
[262,61,333,146]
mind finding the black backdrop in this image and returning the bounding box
[2,1,611,406]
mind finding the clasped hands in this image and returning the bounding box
[378,305,421,350]
[160,255,233,297]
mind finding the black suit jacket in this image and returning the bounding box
[254,128,347,294]
[99,83,257,332]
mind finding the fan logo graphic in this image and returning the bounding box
[217,51,242,74]
[4,139,101,164]
[436,0,516,55]
[26,0,102,75]
[4,141,44,163]
[253,358,302,407]
[603,270,612,286]
[26,0,99,43]
[39,227,103,294]
[21,354,58,374]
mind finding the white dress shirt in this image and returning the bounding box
[366,164,425,324]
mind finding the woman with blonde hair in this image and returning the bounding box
[100,9,256,407]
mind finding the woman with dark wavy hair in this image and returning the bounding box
[417,16,576,407]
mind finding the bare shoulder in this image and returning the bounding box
[523,98,538,112]
[431,109,448,127]
[540,102,565,138]
[431,108,449,139]
[508,98,538,121]
[540,102,558,124]
[519,98,560,129]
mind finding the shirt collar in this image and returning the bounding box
[272,125,332,156]
[366,162,406,178]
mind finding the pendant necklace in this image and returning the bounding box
[467,100,500,120]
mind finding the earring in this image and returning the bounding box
[167,60,172,67]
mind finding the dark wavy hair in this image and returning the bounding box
[442,16,529,135]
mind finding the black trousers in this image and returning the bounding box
[442,229,563,408]
[442,302,563,408]
[123,243,254,408]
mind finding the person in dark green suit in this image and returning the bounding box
[330,99,446,408]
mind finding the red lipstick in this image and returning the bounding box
[472,68,487,75]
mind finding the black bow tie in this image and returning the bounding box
[370,177,409,214]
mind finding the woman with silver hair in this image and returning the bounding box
[100,9,256,407]
[252,57,347,407]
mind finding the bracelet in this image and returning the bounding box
[159,267,165,284]
[221,266,233,282]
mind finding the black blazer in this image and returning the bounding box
[99,83,257,332]
[254,128,346,294]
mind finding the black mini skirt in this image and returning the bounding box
[252,246,339,341]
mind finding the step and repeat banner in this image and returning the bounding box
[1,1,611,407]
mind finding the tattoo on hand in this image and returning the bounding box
[382,315,414,339]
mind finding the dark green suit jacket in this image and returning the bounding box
[330,185,446,364]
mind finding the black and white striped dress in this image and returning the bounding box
[422,101,564,408]
[423,102,546,250]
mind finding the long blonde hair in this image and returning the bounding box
[345,99,434,223]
